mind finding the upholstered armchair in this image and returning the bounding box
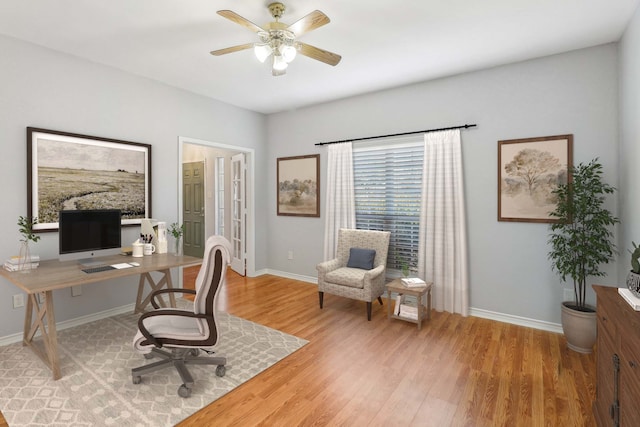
[317,228,391,320]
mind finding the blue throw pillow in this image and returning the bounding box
[347,248,376,270]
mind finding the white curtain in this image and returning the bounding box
[418,129,470,316]
[323,142,356,260]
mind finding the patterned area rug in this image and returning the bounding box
[0,303,307,426]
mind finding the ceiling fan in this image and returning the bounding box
[210,2,341,76]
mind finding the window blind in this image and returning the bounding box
[353,138,424,273]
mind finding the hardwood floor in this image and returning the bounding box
[178,269,597,426]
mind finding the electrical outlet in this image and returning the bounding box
[288,250,294,260]
[12,294,24,309]
[563,288,574,302]
[71,286,82,297]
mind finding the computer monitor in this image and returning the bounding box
[58,209,122,265]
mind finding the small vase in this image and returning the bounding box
[626,271,640,298]
[18,241,33,272]
[173,237,183,256]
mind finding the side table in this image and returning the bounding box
[386,278,433,330]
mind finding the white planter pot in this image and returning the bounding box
[561,302,596,354]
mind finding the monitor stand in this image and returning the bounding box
[78,259,107,268]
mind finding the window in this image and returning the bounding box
[353,137,424,275]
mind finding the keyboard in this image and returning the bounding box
[82,265,116,274]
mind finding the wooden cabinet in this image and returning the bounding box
[593,285,640,426]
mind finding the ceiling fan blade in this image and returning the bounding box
[298,43,341,66]
[217,10,264,33]
[286,10,330,37]
[210,43,254,56]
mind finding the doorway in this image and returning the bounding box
[178,137,255,279]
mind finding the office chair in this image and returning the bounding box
[132,235,231,398]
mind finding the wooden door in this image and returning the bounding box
[183,161,205,258]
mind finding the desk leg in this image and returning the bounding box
[134,269,177,313]
[23,291,61,380]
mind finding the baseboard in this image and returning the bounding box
[0,303,136,346]
[0,274,560,345]
[470,307,563,333]
[261,269,317,284]
[258,270,562,333]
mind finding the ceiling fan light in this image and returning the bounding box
[273,54,288,71]
[280,44,297,63]
[254,43,272,63]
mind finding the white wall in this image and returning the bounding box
[266,44,620,326]
[0,35,267,337]
[619,5,640,280]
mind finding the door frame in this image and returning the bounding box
[178,136,256,277]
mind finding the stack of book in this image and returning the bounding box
[618,287,640,311]
[399,304,419,320]
[394,295,419,320]
[3,254,40,271]
[401,277,427,288]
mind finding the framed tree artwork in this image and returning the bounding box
[277,154,320,217]
[498,134,573,223]
[27,127,152,231]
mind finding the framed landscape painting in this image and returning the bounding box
[27,127,152,231]
[498,134,573,223]
[277,154,320,217]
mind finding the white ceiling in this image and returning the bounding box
[0,1,637,114]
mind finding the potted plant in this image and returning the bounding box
[169,222,185,256]
[17,216,40,271]
[547,158,619,353]
[626,241,640,297]
[548,158,619,353]
[394,250,413,278]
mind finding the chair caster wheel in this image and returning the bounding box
[178,384,191,398]
[132,375,142,385]
[216,365,226,377]
[144,353,154,360]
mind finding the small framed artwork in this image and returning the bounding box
[27,127,152,231]
[277,154,320,217]
[498,134,573,223]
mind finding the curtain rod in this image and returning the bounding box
[314,123,477,146]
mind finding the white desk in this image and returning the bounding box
[0,253,202,380]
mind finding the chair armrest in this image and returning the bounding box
[137,309,207,348]
[317,258,340,274]
[364,264,385,280]
[363,265,387,298]
[150,288,195,309]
